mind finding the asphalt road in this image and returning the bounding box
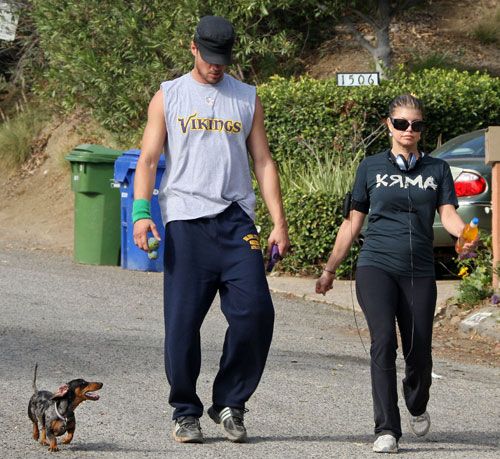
[0,245,498,458]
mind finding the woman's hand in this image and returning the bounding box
[315,270,335,296]
[457,235,480,257]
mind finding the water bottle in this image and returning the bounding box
[455,217,479,254]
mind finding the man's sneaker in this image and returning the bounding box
[207,406,248,443]
[172,416,203,443]
[408,411,431,437]
[373,434,398,453]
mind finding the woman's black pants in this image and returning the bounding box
[355,266,437,440]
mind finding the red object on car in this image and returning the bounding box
[454,172,487,197]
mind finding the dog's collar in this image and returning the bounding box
[54,402,68,425]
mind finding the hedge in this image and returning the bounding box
[255,190,361,277]
[258,69,500,165]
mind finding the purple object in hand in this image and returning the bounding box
[266,244,281,272]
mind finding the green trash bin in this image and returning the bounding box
[65,144,122,265]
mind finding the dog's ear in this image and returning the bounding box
[51,383,69,399]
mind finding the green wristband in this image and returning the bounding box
[132,199,152,223]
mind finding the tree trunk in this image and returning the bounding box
[342,0,424,79]
[373,23,392,78]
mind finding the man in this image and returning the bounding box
[132,15,289,444]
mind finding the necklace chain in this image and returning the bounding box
[190,72,221,108]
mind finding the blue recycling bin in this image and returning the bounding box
[114,149,166,271]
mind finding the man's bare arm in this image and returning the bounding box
[133,90,166,251]
[247,95,290,256]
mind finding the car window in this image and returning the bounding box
[432,134,485,159]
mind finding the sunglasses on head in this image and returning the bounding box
[390,118,425,132]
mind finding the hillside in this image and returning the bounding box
[0,111,118,254]
[306,0,500,78]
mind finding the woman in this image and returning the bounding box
[316,94,476,453]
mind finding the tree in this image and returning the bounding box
[0,1,40,117]
[29,0,345,134]
[341,0,424,79]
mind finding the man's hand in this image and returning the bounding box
[134,219,161,252]
[267,225,290,258]
[315,271,335,296]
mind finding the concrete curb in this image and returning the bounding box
[268,275,500,343]
[267,276,362,312]
[267,275,460,314]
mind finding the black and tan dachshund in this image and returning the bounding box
[28,364,103,452]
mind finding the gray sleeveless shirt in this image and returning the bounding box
[158,72,257,225]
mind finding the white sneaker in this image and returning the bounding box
[373,434,398,453]
[408,411,431,437]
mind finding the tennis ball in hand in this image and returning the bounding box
[148,250,158,260]
[148,237,160,251]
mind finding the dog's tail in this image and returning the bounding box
[32,363,38,393]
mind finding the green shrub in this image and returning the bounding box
[30,0,342,138]
[255,190,358,277]
[279,146,364,196]
[255,148,363,276]
[255,128,365,276]
[258,69,500,165]
[31,2,499,147]
[455,233,494,307]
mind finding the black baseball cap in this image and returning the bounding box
[194,16,235,65]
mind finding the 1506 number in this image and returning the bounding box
[336,73,380,87]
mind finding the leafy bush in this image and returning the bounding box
[279,144,364,196]
[30,0,341,138]
[455,233,495,307]
[258,69,500,165]
[255,145,364,276]
[255,125,366,276]
[256,190,358,277]
[30,0,500,151]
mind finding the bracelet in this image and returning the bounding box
[132,199,152,223]
[323,268,335,275]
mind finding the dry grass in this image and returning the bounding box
[472,8,500,45]
[0,108,48,170]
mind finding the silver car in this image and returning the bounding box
[431,129,491,248]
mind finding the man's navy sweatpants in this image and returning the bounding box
[163,202,274,419]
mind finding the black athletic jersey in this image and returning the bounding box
[352,150,458,277]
